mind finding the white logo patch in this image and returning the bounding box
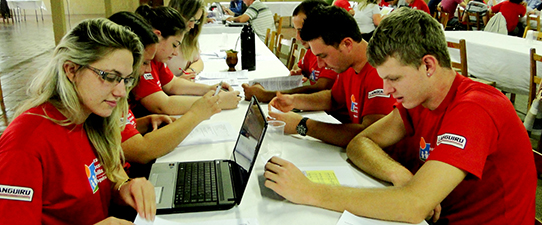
[0,184,34,202]
[368,89,390,99]
[437,133,467,149]
[143,73,153,80]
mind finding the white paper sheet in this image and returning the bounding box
[336,210,428,225]
[179,121,237,146]
[249,76,303,91]
[198,70,249,80]
[134,214,260,225]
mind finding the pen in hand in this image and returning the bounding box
[179,68,190,75]
[214,81,223,96]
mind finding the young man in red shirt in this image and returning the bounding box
[264,8,535,224]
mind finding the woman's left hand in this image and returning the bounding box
[118,178,156,221]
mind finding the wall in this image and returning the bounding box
[39,0,138,15]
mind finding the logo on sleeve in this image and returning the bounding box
[350,95,359,116]
[0,184,33,202]
[143,73,153,80]
[437,133,467,149]
[419,137,433,161]
[368,89,390,99]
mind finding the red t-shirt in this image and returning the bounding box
[491,1,526,32]
[396,74,536,224]
[334,0,352,11]
[298,48,339,85]
[130,60,175,118]
[0,103,112,225]
[330,63,396,124]
[121,109,140,142]
[409,0,430,14]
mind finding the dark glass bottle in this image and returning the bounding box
[240,23,256,71]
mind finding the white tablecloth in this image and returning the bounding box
[201,22,243,35]
[445,30,542,95]
[151,33,427,225]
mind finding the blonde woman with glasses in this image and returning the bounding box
[168,0,206,80]
[0,18,156,224]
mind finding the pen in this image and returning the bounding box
[214,81,223,96]
[179,68,190,75]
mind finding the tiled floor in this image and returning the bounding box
[1,14,541,220]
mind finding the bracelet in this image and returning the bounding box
[117,178,132,191]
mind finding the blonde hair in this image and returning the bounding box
[16,18,144,183]
[355,0,378,10]
[169,0,205,62]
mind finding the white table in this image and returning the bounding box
[445,30,542,95]
[150,33,426,225]
[6,0,45,22]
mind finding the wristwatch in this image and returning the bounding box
[296,117,309,136]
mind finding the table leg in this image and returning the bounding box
[34,9,37,22]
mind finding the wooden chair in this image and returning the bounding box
[447,39,496,86]
[523,14,541,38]
[0,77,8,126]
[264,28,271,47]
[465,11,483,30]
[267,31,277,53]
[276,37,296,69]
[528,48,542,115]
[435,7,450,29]
[273,13,283,36]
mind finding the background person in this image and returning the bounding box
[352,0,382,41]
[0,18,156,224]
[226,0,276,42]
[168,0,206,79]
[242,0,338,103]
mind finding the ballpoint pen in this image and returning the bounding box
[179,68,190,75]
[214,81,223,96]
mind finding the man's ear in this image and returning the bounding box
[63,61,78,82]
[341,37,354,52]
[422,55,438,76]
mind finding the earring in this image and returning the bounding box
[427,73,431,77]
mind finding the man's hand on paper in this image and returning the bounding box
[218,90,242,109]
[242,83,275,102]
[264,157,316,205]
[268,111,302,134]
[269,92,295,112]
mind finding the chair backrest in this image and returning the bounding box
[0,76,8,126]
[524,14,541,38]
[267,31,277,53]
[264,28,271,47]
[446,39,468,77]
[274,13,283,35]
[436,8,449,29]
[465,11,482,30]
[528,48,542,109]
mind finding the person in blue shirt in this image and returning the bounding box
[227,0,247,16]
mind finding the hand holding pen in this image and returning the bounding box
[179,68,196,81]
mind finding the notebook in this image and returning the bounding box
[149,96,268,214]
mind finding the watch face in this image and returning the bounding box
[297,124,307,135]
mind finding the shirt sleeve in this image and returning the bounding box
[359,72,396,118]
[0,150,42,224]
[330,73,346,109]
[427,103,497,178]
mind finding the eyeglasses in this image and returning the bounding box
[188,17,201,25]
[84,65,135,88]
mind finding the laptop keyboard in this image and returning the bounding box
[175,161,218,205]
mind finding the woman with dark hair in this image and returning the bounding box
[131,5,240,118]
[109,11,221,166]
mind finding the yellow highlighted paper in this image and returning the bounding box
[304,170,340,185]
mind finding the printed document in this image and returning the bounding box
[248,75,303,91]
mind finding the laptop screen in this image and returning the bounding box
[232,97,266,178]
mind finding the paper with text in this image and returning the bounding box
[337,210,428,225]
[199,70,248,80]
[180,121,237,146]
[134,214,260,225]
[249,76,303,91]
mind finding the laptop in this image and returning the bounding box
[150,96,268,214]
